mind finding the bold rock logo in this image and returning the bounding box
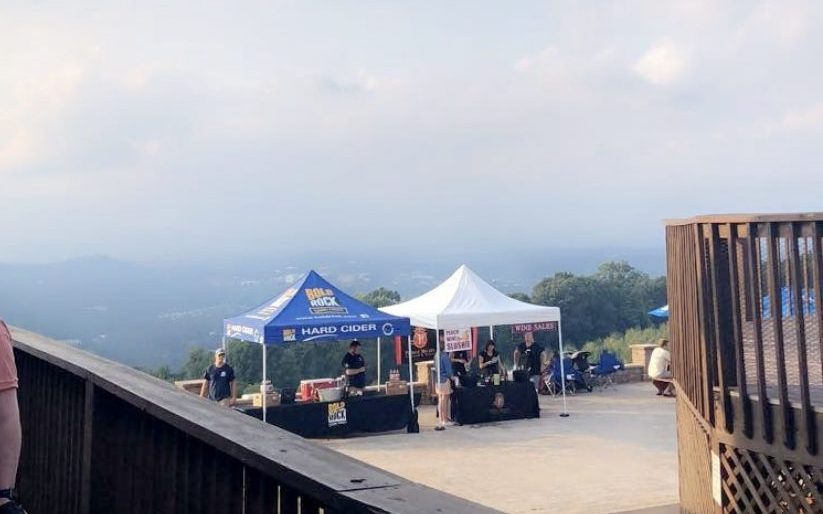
[305,288,348,315]
[327,401,348,427]
[282,328,296,342]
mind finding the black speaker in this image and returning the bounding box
[280,387,296,405]
[513,370,529,383]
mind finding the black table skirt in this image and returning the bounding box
[243,393,421,438]
[453,382,539,425]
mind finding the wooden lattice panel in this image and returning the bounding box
[720,444,822,513]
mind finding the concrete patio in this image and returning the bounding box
[321,382,679,514]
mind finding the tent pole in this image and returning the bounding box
[407,335,415,412]
[262,343,268,423]
[222,335,227,362]
[558,320,569,417]
[435,329,442,426]
[377,337,382,392]
[488,325,494,340]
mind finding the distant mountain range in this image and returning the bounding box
[0,247,664,368]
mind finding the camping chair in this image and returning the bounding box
[591,351,624,391]
[544,357,578,396]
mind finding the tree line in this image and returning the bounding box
[148,260,667,393]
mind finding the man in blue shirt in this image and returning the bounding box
[200,348,237,406]
[435,338,454,431]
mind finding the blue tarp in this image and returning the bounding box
[649,304,669,319]
[223,270,411,345]
[647,288,817,321]
[761,287,816,318]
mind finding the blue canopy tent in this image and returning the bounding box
[648,288,818,322]
[761,287,816,318]
[223,270,411,422]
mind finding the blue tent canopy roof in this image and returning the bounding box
[649,304,669,319]
[223,270,411,345]
[647,288,816,322]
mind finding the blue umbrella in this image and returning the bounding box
[649,304,669,319]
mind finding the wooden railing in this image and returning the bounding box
[10,327,496,514]
[666,214,823,513]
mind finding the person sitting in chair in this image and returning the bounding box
[479,340,501,383]
[648,339,674,397]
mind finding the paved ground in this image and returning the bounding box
[321,382,679,514]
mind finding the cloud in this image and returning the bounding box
[0,129,32,170]
[781,103,823,130]
[633,40,689,86]
[317,69,384,94]
[3,1,823,262]
[751,103,823,138]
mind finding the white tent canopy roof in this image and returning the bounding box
[380,265,560,329]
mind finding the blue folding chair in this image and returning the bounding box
[544,357,579,395]
[591,351,624,391]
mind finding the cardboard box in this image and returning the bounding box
[251,392,280,407]
[385,381,408,396]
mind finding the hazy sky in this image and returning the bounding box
[2,1,823,263]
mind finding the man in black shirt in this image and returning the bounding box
[342,340,366,394]
[513,332,546,392]
[200,348,237,406]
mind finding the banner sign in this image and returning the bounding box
[327,401,347,427]
[444,328,472,352]
[511,322,557,333]
[401,327,437,363]
[292,322,397,342]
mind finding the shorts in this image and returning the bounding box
[435,380,452,395]
[0,320,19,392]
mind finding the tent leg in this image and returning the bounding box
[406,335,420,433]
[558,321,569,417]
[407,336,415,411]
[377,337,382,392]
[435,330,443,427]
[262,344,267,424]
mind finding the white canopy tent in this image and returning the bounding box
[381,264,569,417]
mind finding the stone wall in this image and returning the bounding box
[615,363,645,384]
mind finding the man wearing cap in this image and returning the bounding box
[200,348,237,406]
